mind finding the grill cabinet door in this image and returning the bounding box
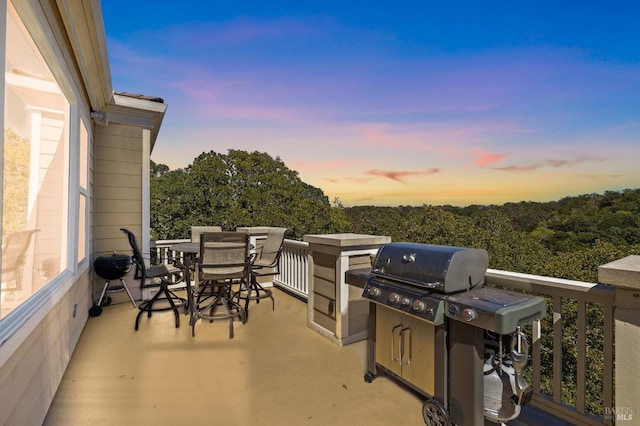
[376,306,403,378]
[375,305,436,395]
[401,315,436,395]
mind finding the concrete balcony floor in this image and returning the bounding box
[44,288,567,426]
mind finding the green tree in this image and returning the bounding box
[150,150,349,240]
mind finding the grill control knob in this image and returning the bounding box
[412,300,426,312]
[448,304,459,316]
[389,293,400,303]
[368,287,381,297]
[462,308,477,321]
[401,296,411,306]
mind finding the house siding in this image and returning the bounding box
[0,272,91,425]
[93,123,144,301]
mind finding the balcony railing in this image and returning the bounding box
[152,237,621,425]
[151,238,310,297]
[486,269,615,425]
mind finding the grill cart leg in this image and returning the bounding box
[448,320,484,426]
[364,302,378,382]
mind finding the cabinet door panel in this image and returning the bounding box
[375,306,402,376]
[402,315,436,395]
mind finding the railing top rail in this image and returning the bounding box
[486,268,614,303]
[153,238,190,246]
[155,238,309,247]
[282,239,309,249]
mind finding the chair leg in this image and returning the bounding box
[252,278,275,310]
[191,283,245,338]
[135,309,145,331]
[161,285,180,328]
[134,284,184,331]
[243,282,252,321]
[169,294,180,329]
[219,296,234,339]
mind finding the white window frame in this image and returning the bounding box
[0,0,88,366]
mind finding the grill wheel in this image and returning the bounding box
[422,398,450,426]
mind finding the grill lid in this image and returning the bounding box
[371,242,488,293]
[93,253,132,280]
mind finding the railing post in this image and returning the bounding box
[303,233,391,346]
[598,255,640,423]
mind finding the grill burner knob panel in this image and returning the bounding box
[362,278,445,324]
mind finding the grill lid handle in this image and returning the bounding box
[402,253,416,264]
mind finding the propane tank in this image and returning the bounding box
[483,337,526,423]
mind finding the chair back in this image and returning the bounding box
[254,227,287,269]
[2,230,38,272]
[191,226,223,243]
[198,232,250,282]
[120,228,147,282]
[2,230,38,288]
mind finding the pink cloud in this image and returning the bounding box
[367,168,440,183]
[490,156,605,172]
[474,149,505,167]
[572,173,624,180]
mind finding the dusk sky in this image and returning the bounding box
[101,1,640,207]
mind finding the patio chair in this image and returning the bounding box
[190,225,223,243]
[120,228,186,331]
[1,229,38,292]
[234,227,287,319]
[192,231,251,338]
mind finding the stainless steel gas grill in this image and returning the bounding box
[348,242,547,426]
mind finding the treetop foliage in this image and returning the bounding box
[150,150,350,240]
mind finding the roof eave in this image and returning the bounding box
[56,0,113,111]
[103,93,168,151]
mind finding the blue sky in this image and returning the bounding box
[101,1,640,206]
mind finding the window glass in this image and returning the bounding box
[77,194,86,263]
[2,3,70,319]
[77,120,89,264]
[79,119,88,190]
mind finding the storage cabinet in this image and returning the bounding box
[376,305,436,395]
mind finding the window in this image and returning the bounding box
[1,3,70,319]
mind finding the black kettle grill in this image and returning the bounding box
[89,253,134,316]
